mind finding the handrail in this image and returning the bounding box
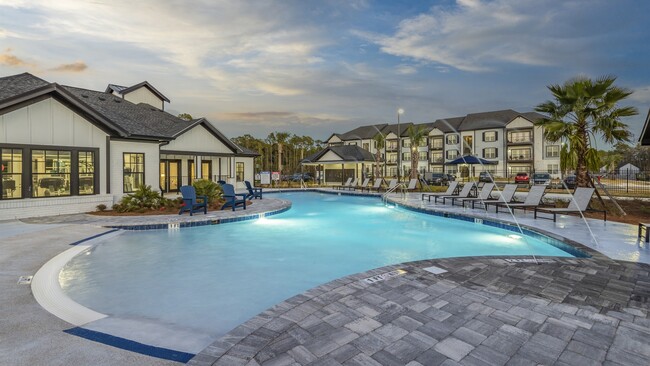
[382,182,407,204]
[594,178,625,216]
[300,179,306,190]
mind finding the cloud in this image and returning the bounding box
[630,86,650,104]
[50,61,87,72]
[395,64,417,75]
[0,48,32,67]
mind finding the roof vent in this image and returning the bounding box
[98,96,106,101]
[81,94,88,98]
[113,99,121,103]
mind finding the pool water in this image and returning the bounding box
[60,192,573,338]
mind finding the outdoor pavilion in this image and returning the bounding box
[301,145,377,185]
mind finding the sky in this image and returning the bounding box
[0,0,649,144]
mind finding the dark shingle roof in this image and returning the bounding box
[105,84,127,94]
[106,81,171,103]
[0,73,50,101]
[303,145,375,163]
[432,117,464,133]
[458,110,520,131]
[381,122,413,138]
[62,86,188,138]
[338,124,387,140]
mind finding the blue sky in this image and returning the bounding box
[0,0,648,144]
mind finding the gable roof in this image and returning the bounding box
[432,117,464,133]
[382,122,413,138]
[105,81,170,103]
[459,109,521,130]
[183,117,242,153]
[0,73,50,101]
[338,124,388,140]
[640,109,650,146]
[303,145,375,163]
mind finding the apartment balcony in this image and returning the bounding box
[385,146,398,152]
[430,158,444,164]
[507,137,533,145]
[429,146,443,151]
[385,160,397,165]
[508,155,532,162]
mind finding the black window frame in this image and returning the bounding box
[123,152,145,193]
[482,147,498,159]
[482,131,497,142]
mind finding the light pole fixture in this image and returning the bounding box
[397,108,404,181]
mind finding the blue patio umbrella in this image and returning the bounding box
[445,155,498,165]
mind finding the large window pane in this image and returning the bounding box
[1,148,22,199]
[32,150,71,197]
[123,153,144,193]
[236,162,244,182]
[78,151,95,195]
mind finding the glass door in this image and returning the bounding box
[160,160,182,192]
[159,162,167,192]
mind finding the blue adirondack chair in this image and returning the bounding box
[245,180,262,200]
[221,183,247,211]
[179,185,208,216]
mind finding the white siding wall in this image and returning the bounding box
[123,87,164,110]
[234,156,255,189]
[534,126,561,177]
[109,140,159,201]
[162,125,234,154]
[474,128,505,177]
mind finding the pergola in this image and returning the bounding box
[301,145,377,185]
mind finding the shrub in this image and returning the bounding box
[114,185,172,213]
[192,179,223,204]
[96,204,107,212]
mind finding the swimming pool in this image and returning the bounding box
[60,191,574,341]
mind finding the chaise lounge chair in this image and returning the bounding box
[436,182,476,204]
[245,180,262,200]
[451,182,494,207]
[421,181,460,202]
[334,177,353,190]
[221,183,247,211]
[343,178,359,191]
[494,185,546,214]
[378,178,398,192]
[367,178,384,192]
[406,178,418,191]
[179,185,208,216]
[353,178,370,191]
[534,187,606,222]
[474,184,518,210]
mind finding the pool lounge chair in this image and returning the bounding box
[494,185,546,214]
[451,183,494,207]
[474,184,518,210]
[179,185,208,216]
[343,178,359,191]
[221,183,247,211]
[421,181,459,202]
[334,177,353,190]
[244,180,262,200]
[437,182,476,204]
[406,178,418,191]
[367,178,384,192]
[379,178,398,192]
[353,178,370,191]
[534,187,606,222]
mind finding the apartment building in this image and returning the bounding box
[325,109,561,180]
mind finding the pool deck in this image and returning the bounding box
[2,189,650,365]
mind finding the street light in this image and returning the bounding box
[397,108,404,182]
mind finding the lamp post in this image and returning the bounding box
[397,108,404,182]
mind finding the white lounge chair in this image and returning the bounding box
[437,182,476,204]
[478,184,518,210]
[534,187,606,222]
[494,185,546,214]
[334,177,353,190]
[421,181,460,201]
[368,178,384,192]
[452,182,495,207]
[353,178,370,191]
[406,178,418,190]
[379,178,398,192]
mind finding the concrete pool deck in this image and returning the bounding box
[2,190,650,365]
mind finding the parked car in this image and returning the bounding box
[446,174,456,182]
[424,172,449,186]
[291,173,313,182]
[479,172,492,182]
[514,172,530,184]
[532,173,551,185]
[563,175,577,189]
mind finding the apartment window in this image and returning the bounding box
[430,151,443,163]
[1,148,22,199]
[236,162,244,182]
[446,134,459,145]
[446,166,458,175]
[388,167,397,177]
[123,153,144,193]
[483,148,498,159]
[402,140,411,148]
[387,141,398,150]
[446,149,459,160]
[548,164,559,174]
[418,139,427,147]
[32,150,72,197]
[430,137,443,149]
[363,142,369,151]
[546,145,560,158]
[402,152,411,161]
[509,148,531,161]
[78,151,95,195]
[431,166,443,173]
[483,131,497,142]
[387,153,397,163]
[418,151,427,161]
[201,160,212,180]
[508,130,532,143]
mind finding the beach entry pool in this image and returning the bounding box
[60,191,575,342]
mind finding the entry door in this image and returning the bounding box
[160,160,182,192]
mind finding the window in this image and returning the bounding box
[188,160,195,184]
[446,134,459,145]
[548,164,559,174]
[387,153,397,163]
[363,143,369,151]
[1,148,22,199]
[418,151,427,161]
[386,140,398,150]
[201,160,212,180]
[418,139,427,147]
[402,139,411,148]
[446,149,459,160]
[508,148,531,161]
[446,166,458,175]
[123,153,144,193]
[508,130,532,143]
[483,148,498,159]
[388,167,397,177]
[430,137,443,149]
[402,152,411,161]
[236,162,244,182]
[483,131,497,142]
[32,150,71,197]
[78,151,95,195]
[431,166,443,173]
[430,151,443,163]
[546,145,560,158]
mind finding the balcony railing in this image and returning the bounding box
[507,137,533,144]
[508,155,532,161]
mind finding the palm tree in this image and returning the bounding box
[407,125,428,180]
[535,76,637,187]
[372,133,385,179]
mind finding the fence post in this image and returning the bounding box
[626,169,629,193]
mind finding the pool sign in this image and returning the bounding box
[271,171,280,181]
[260,171,271,185]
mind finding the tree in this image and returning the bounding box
[177,113,193,121]
[407,125,428,180]
[373,133,385,179]
[534,76,637,187]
